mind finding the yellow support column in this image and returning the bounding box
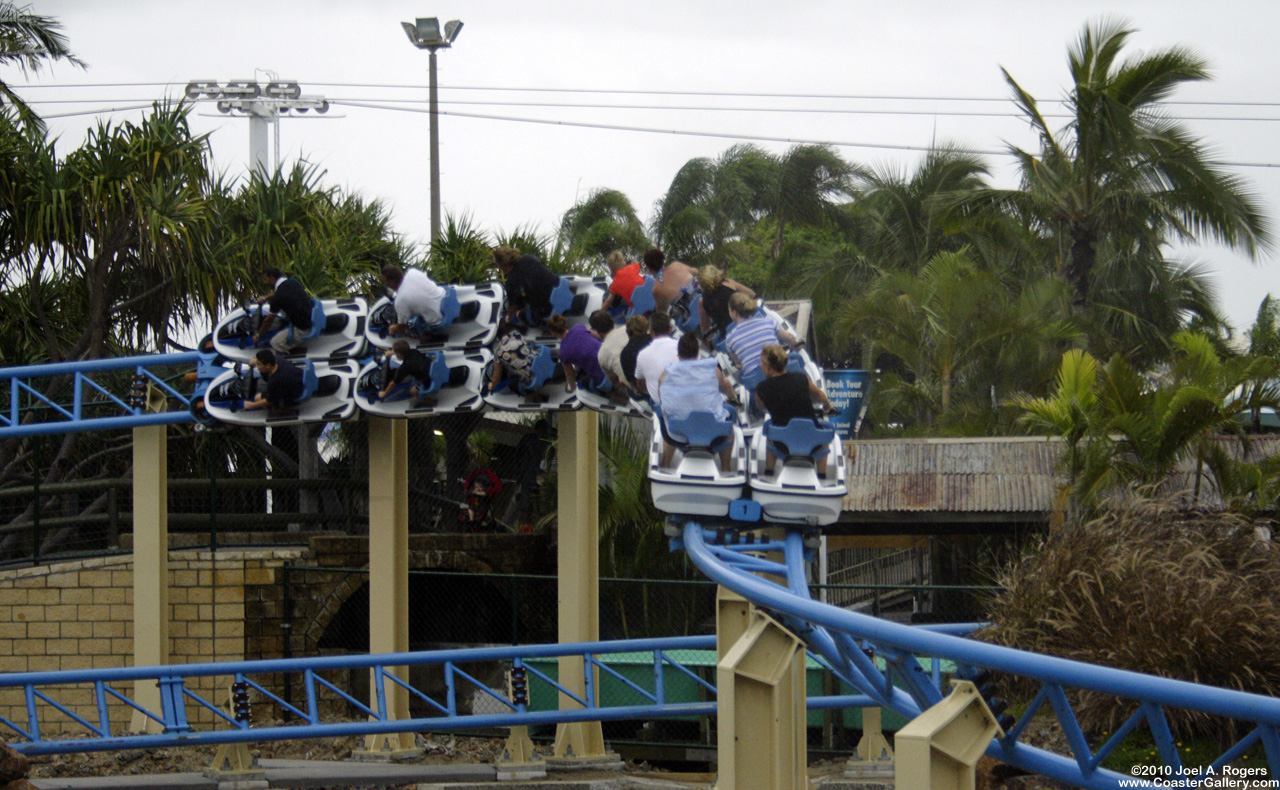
[549,410,620,770]
[130,424,168,733]
[894,680,1002,790]
[717,610,810,790]
[358,416,419,759]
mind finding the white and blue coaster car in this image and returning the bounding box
[482,343,581,413]
[518,275,609,344]
[213,298,368,363]
[365,282,505,352]
[202,359,359,427]
[747,419,847,526]
[354,348,491,418]
[648,411,747,518]
[575,380,654,419]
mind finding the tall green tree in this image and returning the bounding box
[0,2,84,129]
[209,161,408,306]
[1018,333,1280,509]
[840,250,1078,432]
[768,143,855,260]
[652,143,775,267]
[558,187,649,266]
[994,19,1269,311]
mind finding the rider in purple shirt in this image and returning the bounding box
[547,315,606,390]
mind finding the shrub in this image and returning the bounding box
[980,495,1280,740]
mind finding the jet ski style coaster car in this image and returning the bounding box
[519,276,609,345]
[576,385,654,419]
[202,359,358,427]
[366,282,505,352]
[481,343,581,413]
[748,419,847,526]
[648,411,747,518]
[213,298,368,363]
[354,347,491,417]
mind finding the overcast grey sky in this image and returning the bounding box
[22,1,1280,335]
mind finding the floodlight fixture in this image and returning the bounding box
[401,16,462,50]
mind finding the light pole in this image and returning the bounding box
[401,17,463,246]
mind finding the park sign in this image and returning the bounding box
[823,370,874,438]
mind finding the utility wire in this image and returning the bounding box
[20,94,1280,124]
[14,79,1280,108]
[329,99,1280,168]
[23,94,1280,168]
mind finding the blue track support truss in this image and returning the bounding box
[0,636,718,755]
[676,522,1280,790]
[0,353,200,438]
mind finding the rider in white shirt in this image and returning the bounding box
[381,264,446,336]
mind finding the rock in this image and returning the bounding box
[0,780,36,790]
[0,745,29,783]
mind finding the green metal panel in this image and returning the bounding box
[526,650,953,729]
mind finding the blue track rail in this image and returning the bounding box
[0,353,200,438]
[677,522,1279,790]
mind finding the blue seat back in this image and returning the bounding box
[298,361,319,402]
[765,419,834,462]
[741,367,766,393]
[675,293,701,333]
[665,411,734,454]
[628,277,656,316]
[438,286,461,327]
[526,346,556,391]
[549,278,574,316]
[786,350,806,375]
[290,299,326,343]
[423,351,448,395]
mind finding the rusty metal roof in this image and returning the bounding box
[842,434,1280,514]
[842,436,1065,513]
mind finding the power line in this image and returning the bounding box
[22,93,1280,169]
[20,94,1280,124]
[329,99,1280,168]
[15,79,1280,108]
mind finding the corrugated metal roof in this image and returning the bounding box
[842,435,1280,514]
[842,436,1064,513]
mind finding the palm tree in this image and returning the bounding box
[994,19,1270,311]
[0,2,84,129]
[839,250,1078,431]
[1019,334,1280,509]
[558,187,649,266]
[651,143,775,267]
[768,143,854,260]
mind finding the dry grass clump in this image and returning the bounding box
[980,495,1280,739]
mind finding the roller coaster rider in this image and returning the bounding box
[380,264,447,339]
[254,267,314,355]
[494,246,559,328]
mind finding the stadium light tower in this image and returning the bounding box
[401,17,463,245]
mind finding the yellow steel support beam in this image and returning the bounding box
[130,424,168,733]
[895,680,1002,790]
[361,417,417,757]
[716,610,810,790]
[550,410,617,768]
